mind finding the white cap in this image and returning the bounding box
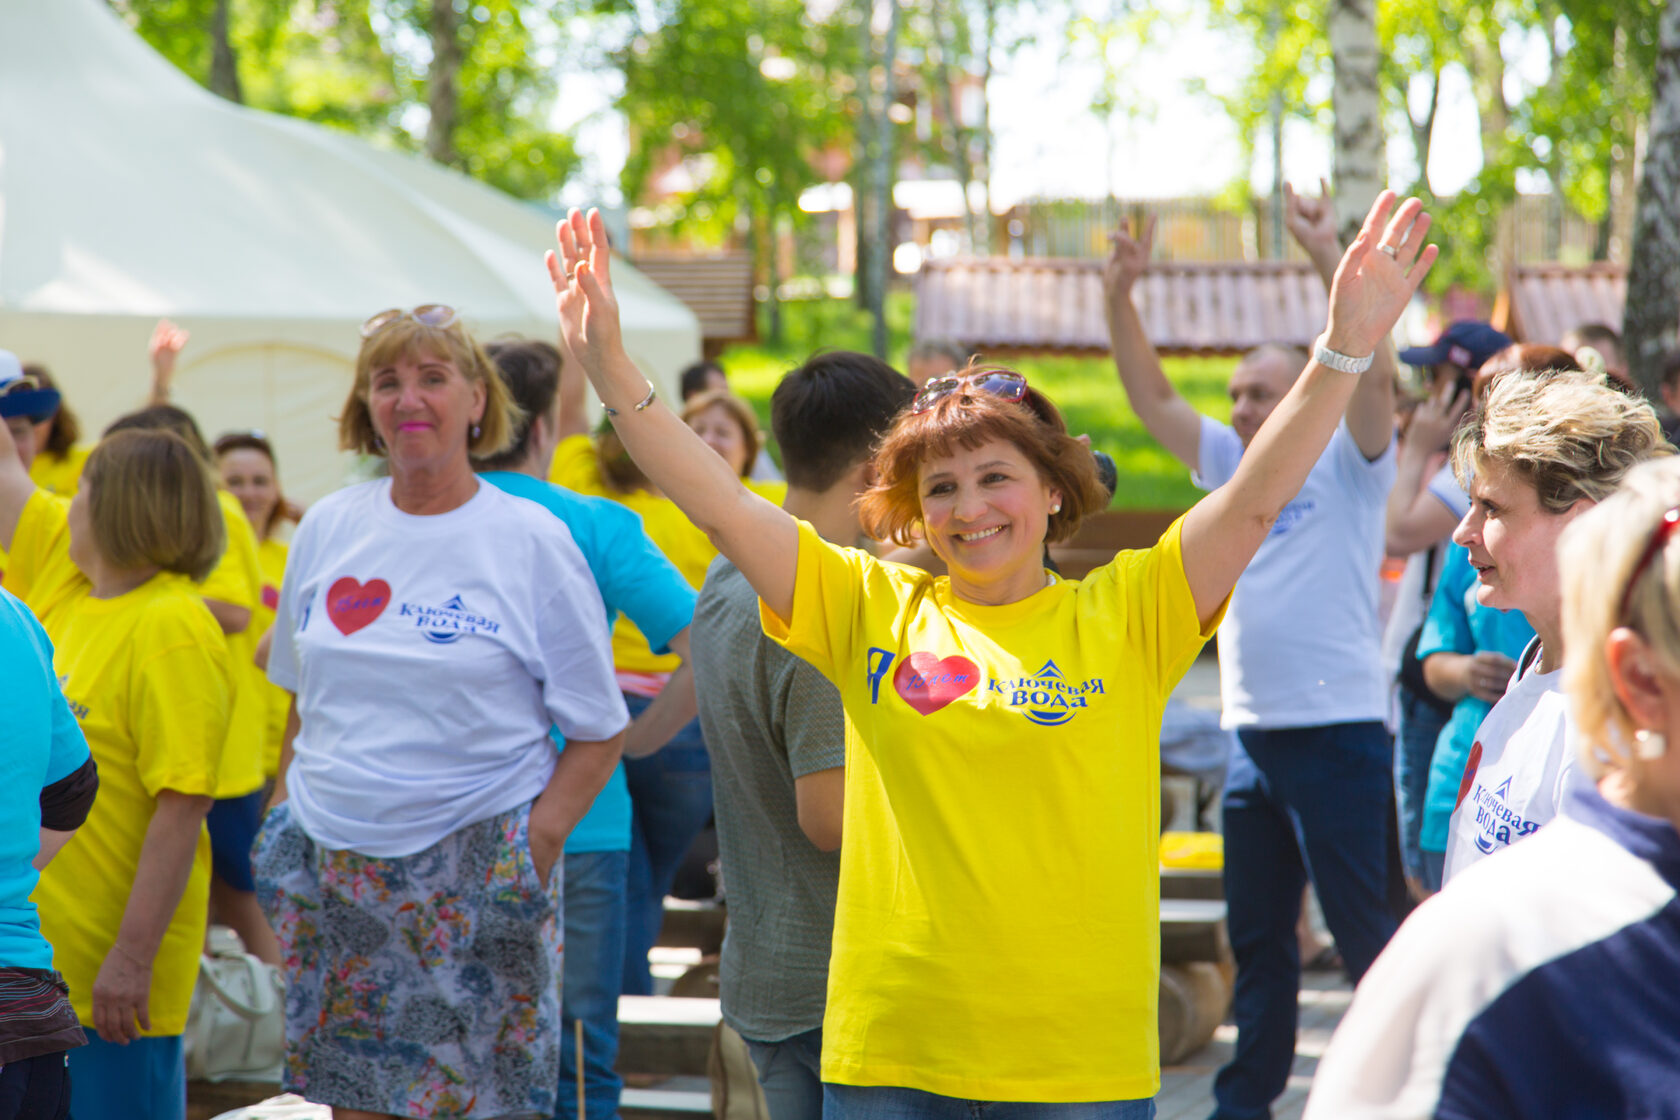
[0,350,22,389]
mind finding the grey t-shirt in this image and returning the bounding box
[692,555,844,1043]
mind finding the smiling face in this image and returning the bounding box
[218,446,280,537]
[366,349,485,472]
[1229,348,1300,447]
[1453,457,1587,620]
[918,436,1060,603]
[687,400,751,477]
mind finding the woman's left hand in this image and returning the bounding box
[91,942,152,1044]
[528,812,565,886]
[1323,191,1438,358]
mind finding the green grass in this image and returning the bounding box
[718,293,1236,511]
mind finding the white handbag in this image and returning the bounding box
[184,925,286,1083]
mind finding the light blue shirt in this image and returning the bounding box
[481,471,696,852]
[0,589,91,968]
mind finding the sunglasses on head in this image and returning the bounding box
[359,304,459,339]
[1619,505,1680,623]
[910,369,1029,415]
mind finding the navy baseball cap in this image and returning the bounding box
[0,351,61,422]
[1398,321,1512,374]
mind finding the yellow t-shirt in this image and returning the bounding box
[28,444,92,498]
[256,535,290,777]
[550,433,784,673]
[11,491,231,1037]
[203,491,267,799]
[762,516,1218,1102]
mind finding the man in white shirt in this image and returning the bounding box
[1103,187,1401,1120]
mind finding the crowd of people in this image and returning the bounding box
[0,179,1676,1120]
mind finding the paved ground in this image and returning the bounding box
[1157,971,1353,1120]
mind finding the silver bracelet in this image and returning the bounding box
[1312,338,1374,375]
[603,381,657,417]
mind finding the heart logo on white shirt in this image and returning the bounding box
[327,577,391,636]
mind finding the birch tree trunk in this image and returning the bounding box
[1623,1,1680,399]
[1329,0,1384,247]
[208,0,242,103]
[870,0,901,359]
[426,0,462,166]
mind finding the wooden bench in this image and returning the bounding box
[634,254,757,358]
[617,994,719,1078]
[656,898,726,954]
[1161,865,1224,902]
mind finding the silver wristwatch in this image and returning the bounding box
[1312,340,1374,375]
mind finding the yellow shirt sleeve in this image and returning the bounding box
[130,626,232,799]
[1081,513,1222,693]
[2,490,81,614]
[200,493,262,610]
[760,518,909,686]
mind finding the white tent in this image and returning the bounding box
[0,0,699,502]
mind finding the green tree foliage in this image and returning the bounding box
[107,0,582,200]
[619,0,856,338]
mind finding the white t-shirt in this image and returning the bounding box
[1441,642,1586,882]
[1195,415,1396,729]
[269,477,629,857]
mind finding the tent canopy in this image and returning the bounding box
[0,0,699,501]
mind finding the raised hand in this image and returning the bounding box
[148,319,189,404]
[1323,192,1437,359]
[1403,377,1470,456]
[1102,213,1156,303]
[1283,178,1340,268]
[546,208,623,378]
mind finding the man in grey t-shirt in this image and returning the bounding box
[691,352,914,1120]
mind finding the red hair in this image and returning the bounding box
[858,380,1105,546]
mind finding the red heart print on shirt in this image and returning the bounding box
[893,652,980,716]
[1455,740,1483,810]
[327,577,391,635]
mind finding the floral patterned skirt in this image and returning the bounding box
[253,799,563,1119]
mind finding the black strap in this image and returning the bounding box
[1517,636,1544,678]
[39,756,98,832]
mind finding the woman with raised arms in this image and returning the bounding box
[547,194,1435,1115]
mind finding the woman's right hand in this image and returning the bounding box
[548,208,625,383]
[1322,192,1437,359]
[92,942,153,1044]
[1464,651,1517,705]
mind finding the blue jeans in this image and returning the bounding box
[621,692,714,996]
[1419,847,1446,893]
[824,1085,1154,1120]
[0,1051,70,1120]
[1392,683,1449,885]
[1212,722,1399,1120]
[68,1033,184,1120]
[743,1028,824,1120]
[557,849,629,1120]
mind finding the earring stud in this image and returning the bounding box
[1635,729,1668,761]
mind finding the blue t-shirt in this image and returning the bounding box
[0,588,91,968]
[481,471,696,852]
[1415,543,1535,852]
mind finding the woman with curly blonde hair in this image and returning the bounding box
[1438,368,1669,882]
[1306,456,1680,1117]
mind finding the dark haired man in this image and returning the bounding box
[478,337,699,1120]
[689,351,915,1120]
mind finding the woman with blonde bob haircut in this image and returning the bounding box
[549,192,1437,1112]
[0,426,233,1120]
[1305,457,1680,1117]
[1434,368,1669,884]
[256,303,628,1119]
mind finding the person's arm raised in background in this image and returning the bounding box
[1386,380,1469,555]
[549,210,799,622]
[1176,192,1438,625]
[147,319,190,406]
[1101,213,1204,470]
[1282,179,1398,461]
